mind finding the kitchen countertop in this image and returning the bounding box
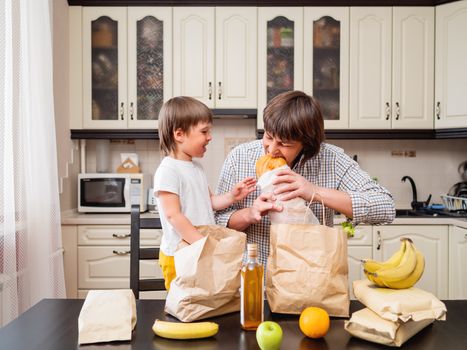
[1,298,466,350]
[61,210,467,228]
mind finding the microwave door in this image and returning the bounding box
[81,178,126,208]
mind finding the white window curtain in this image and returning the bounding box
[0,0,65,326]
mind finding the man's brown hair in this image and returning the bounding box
[263,90,325,162]
[158,96,213,156]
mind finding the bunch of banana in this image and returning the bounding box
[152,319,219,339]
[362,238,425,289]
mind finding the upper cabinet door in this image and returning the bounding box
[215,7,257,109]
[304,7,349,129]
[173,8,215,108]
[257,8,303,130]
[127,7,172,129]
[392,7,434,129]
[350,7,392,129]
[83,7,127,129]
[435,1,467,129]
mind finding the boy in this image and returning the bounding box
[154,96,256,290]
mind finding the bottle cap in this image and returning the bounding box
[247,243,258,257]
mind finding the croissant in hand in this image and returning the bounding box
[255,154,287,178]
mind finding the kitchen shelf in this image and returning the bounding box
[68,1,459,6]
[71,127,467,140]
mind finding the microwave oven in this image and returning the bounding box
[78,173,151,213]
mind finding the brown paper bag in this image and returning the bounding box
[266,196,349,317]
[164,225,246,322]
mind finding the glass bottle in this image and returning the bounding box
[240,243,264,330]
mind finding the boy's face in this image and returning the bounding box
[175,122,212,160]
[262,132,303,167]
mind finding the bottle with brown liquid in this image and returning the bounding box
[240,243,264,330]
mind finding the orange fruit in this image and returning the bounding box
[299,307,330,339]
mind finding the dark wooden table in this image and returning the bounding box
[1,299,466,350]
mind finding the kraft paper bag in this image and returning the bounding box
[345,307,435,347]
[78,289,136,345]
[353,279,447,322]
[266,197,349,317]
[164,225,246,322]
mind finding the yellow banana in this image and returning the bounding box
[373,240,417,283]
[362,239,407,273]
[152,319,219,340]
[382,248,425,289]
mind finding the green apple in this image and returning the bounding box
[256,321,283,350]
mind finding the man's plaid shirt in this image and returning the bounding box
[215,140,395,266]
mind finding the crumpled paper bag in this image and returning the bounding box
[345,307,435,347]
[257,165,319,225]
[164,225,246,322]
[353,279,447,322]
[266,221,349,317]
[78,289,136,344]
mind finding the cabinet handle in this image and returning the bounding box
[208,82,212,100]
[112,233,130,239]
[395,102,400,120]
[120,102,125,120]
[385,102,390,120]
[377,230,381,250]
[112,250,130,255]
[436,101,441,120]
[218,82,222,100]
[130,102,134,120]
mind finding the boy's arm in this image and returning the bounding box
[158,191,204,244]
[210,177,256,211]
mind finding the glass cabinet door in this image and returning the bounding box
[128,8,172,129]
[304,8,349,129]
[83,7,127,129]
[258,8,303,131]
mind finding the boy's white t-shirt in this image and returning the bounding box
[153,156,215,256]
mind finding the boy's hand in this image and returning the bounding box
[230,177,257,202]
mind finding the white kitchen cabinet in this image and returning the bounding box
[449,225,467,299]
[304,7,350,129]
[173,7,257,109]
[257,7,303,130]
[435,0,467,128]
[347,225,372,300]
[61,224,164,299]
[350,7,434,129]
[78,7,172,129]
[372,225,448,299]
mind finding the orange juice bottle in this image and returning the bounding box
[240,243,264,330]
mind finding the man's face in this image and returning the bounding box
[262,132,303,167]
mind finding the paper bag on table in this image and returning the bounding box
[345,307,434,347]
[165,225,246,322]
[266,195,349,317]
[352,279,447,322]
[78,289,136,345]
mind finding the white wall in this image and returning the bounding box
[84,119,467,210]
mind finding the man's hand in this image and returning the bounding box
[248,192,282,223]
[272,168,318,202]
[230,176,257,202]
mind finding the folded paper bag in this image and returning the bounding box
[345,307,434,347]
[78,289,136,345]
[353,279,447,322]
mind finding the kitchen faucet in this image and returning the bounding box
[401,176,432,211]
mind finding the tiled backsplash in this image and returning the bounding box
[85,120,467,210]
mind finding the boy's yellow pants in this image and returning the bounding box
[158,250,176,290]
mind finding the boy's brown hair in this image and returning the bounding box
[263,90,325,163]
[158,96,213,156]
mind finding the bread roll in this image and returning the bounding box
[256,154,287,178]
